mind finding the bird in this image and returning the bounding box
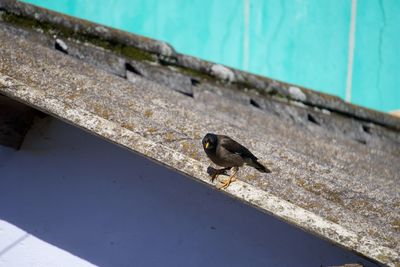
[202,133,270,189]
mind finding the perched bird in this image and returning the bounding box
[202,133,270,189]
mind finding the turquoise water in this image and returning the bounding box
[22,0,400,112]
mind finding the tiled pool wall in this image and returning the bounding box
[22,0,400,113]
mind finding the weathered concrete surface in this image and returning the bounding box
[0,27,399,266]
[1,0,400,131]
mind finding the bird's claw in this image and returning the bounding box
[217,167,238,190]
[211,173,218,182]
[217,180,230,190]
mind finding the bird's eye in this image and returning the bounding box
[205,142,209,149]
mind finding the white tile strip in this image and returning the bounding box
[345,0,357,102]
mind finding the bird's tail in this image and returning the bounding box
[250,160,271,173]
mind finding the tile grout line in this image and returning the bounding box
[243,0,250,71]
[345,0,357,102]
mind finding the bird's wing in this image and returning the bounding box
[219,136,258,160]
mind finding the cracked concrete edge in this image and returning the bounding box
[0,73,397,266]
[0,0,175,58]
[1,0,400,131]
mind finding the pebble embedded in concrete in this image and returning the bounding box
[289,86,307,102]
[210,64,235,83]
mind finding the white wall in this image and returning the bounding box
[0,117,376,267]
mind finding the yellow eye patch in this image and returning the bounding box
[205,142,209,149]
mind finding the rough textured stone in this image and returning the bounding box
[65,40,127,77]
[288,86,307,101]
[210,64,235,82]
[126,61,193,96]
[1,0,399,130]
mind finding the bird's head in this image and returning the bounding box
[202,133,218,151]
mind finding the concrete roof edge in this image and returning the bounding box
[0,73,397,266]
[1,0,399,130]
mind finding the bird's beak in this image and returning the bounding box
[205,142,209,149]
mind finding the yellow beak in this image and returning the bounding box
[205,142,209,149]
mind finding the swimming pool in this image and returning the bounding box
[22,0,400,113]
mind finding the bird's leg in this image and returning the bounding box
[211,167,231,182]
[218,167,239,189]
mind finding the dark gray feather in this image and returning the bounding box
[218,135,258,161]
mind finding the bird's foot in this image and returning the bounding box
[217,167,238,189]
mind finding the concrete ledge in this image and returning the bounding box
[2,73,396,265]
